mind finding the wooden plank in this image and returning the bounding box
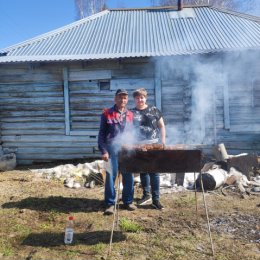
[155,61,162,111]
[69,81,98,90]
[3,142,97,148]
[0,74,62,83]
[0,104,63,111]
[0,92,62,98]
[2,135,98,142]
[0,117,65,123]
[230,124,260,133]
[63,67,70,135]
[16,147,93,154]
[111,78,154,90]
[0,111,64,117]
[1,130,65,135]
[69,96,113,103]
[70,104,112,110]
[0,83,63,92]
[223,82,230,130]
[0,97,63,105]
[1,122,64,130]
[71,124,99,130]
[69,130,98,136]
[71,117,100,122]
[16,153,96,160]
[69,69,112,81]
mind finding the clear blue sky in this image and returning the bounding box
[0,0,152,50]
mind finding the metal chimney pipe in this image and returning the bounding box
[178,0,183,11]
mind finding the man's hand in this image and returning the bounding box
[102,152,109,162]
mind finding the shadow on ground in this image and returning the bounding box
[2,196,104,213]
[22,231,126,247]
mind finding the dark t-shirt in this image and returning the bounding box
[132,106,162,142]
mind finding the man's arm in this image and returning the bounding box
[98,113,109,161]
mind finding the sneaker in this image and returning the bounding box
[122,203,137,211]
[104,205,114,215]
[137,195,152,206]
[152,200,164,210]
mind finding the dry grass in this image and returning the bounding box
[0,170,259,260]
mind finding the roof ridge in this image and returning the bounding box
[1,10,110,52]
[109,4,211,11]
[210,6,260,22]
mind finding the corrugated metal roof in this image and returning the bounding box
[0,6,260,63]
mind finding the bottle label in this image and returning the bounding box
[64,228,74,244]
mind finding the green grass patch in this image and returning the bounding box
[119,217,143,233]
[90,242,106,254]
[0,239,14,257]
[175,195,196,207]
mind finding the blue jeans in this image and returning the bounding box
[105,145,134,206]
[140,173,160,201]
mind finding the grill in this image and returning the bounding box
[118,144,202,173]
[117,144,214,255]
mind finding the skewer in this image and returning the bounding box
[107,171,121,256]
[200,174,215,256]
[194,172,198,226]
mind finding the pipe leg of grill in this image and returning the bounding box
[200,173,215,256]
[108,171,121,256]
[194,172,198,226]
[116,171,121,229]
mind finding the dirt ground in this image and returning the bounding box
[0,169,259,260]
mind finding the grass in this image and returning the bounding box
[119,217,143,233]
[0,170,259,260]
[90,242,106,254]
[0,239,14,257]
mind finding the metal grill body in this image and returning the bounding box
[119,149,202,173]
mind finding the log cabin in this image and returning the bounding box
[0,4,259,165]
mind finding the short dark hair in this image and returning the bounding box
[133,88,147,98]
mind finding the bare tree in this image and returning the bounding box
[75,0,106,19]
[150,0,255,14]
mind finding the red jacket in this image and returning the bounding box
[98,105,133,154]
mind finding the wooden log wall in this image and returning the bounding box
[215,51,260,155]
[0,59,156,165]
[0,53,259,165]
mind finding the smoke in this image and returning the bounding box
[158,49,260,146]
[186,59,220,144]
[112,49,259,149]
[111,124,140,153]
[158,55,221,145]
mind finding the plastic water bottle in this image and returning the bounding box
[64,216,74,244]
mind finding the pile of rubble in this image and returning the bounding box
[195,144,260,196]
[31,160,106,189]
[2,142,259,195]
[158,143,260,195]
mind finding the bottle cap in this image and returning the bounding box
[69,216,74,220]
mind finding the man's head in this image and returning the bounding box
[114,89,129,111]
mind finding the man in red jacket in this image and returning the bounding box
[98,89,136,215]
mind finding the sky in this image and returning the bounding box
[0,0,259,50]
[0,0,152,50]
